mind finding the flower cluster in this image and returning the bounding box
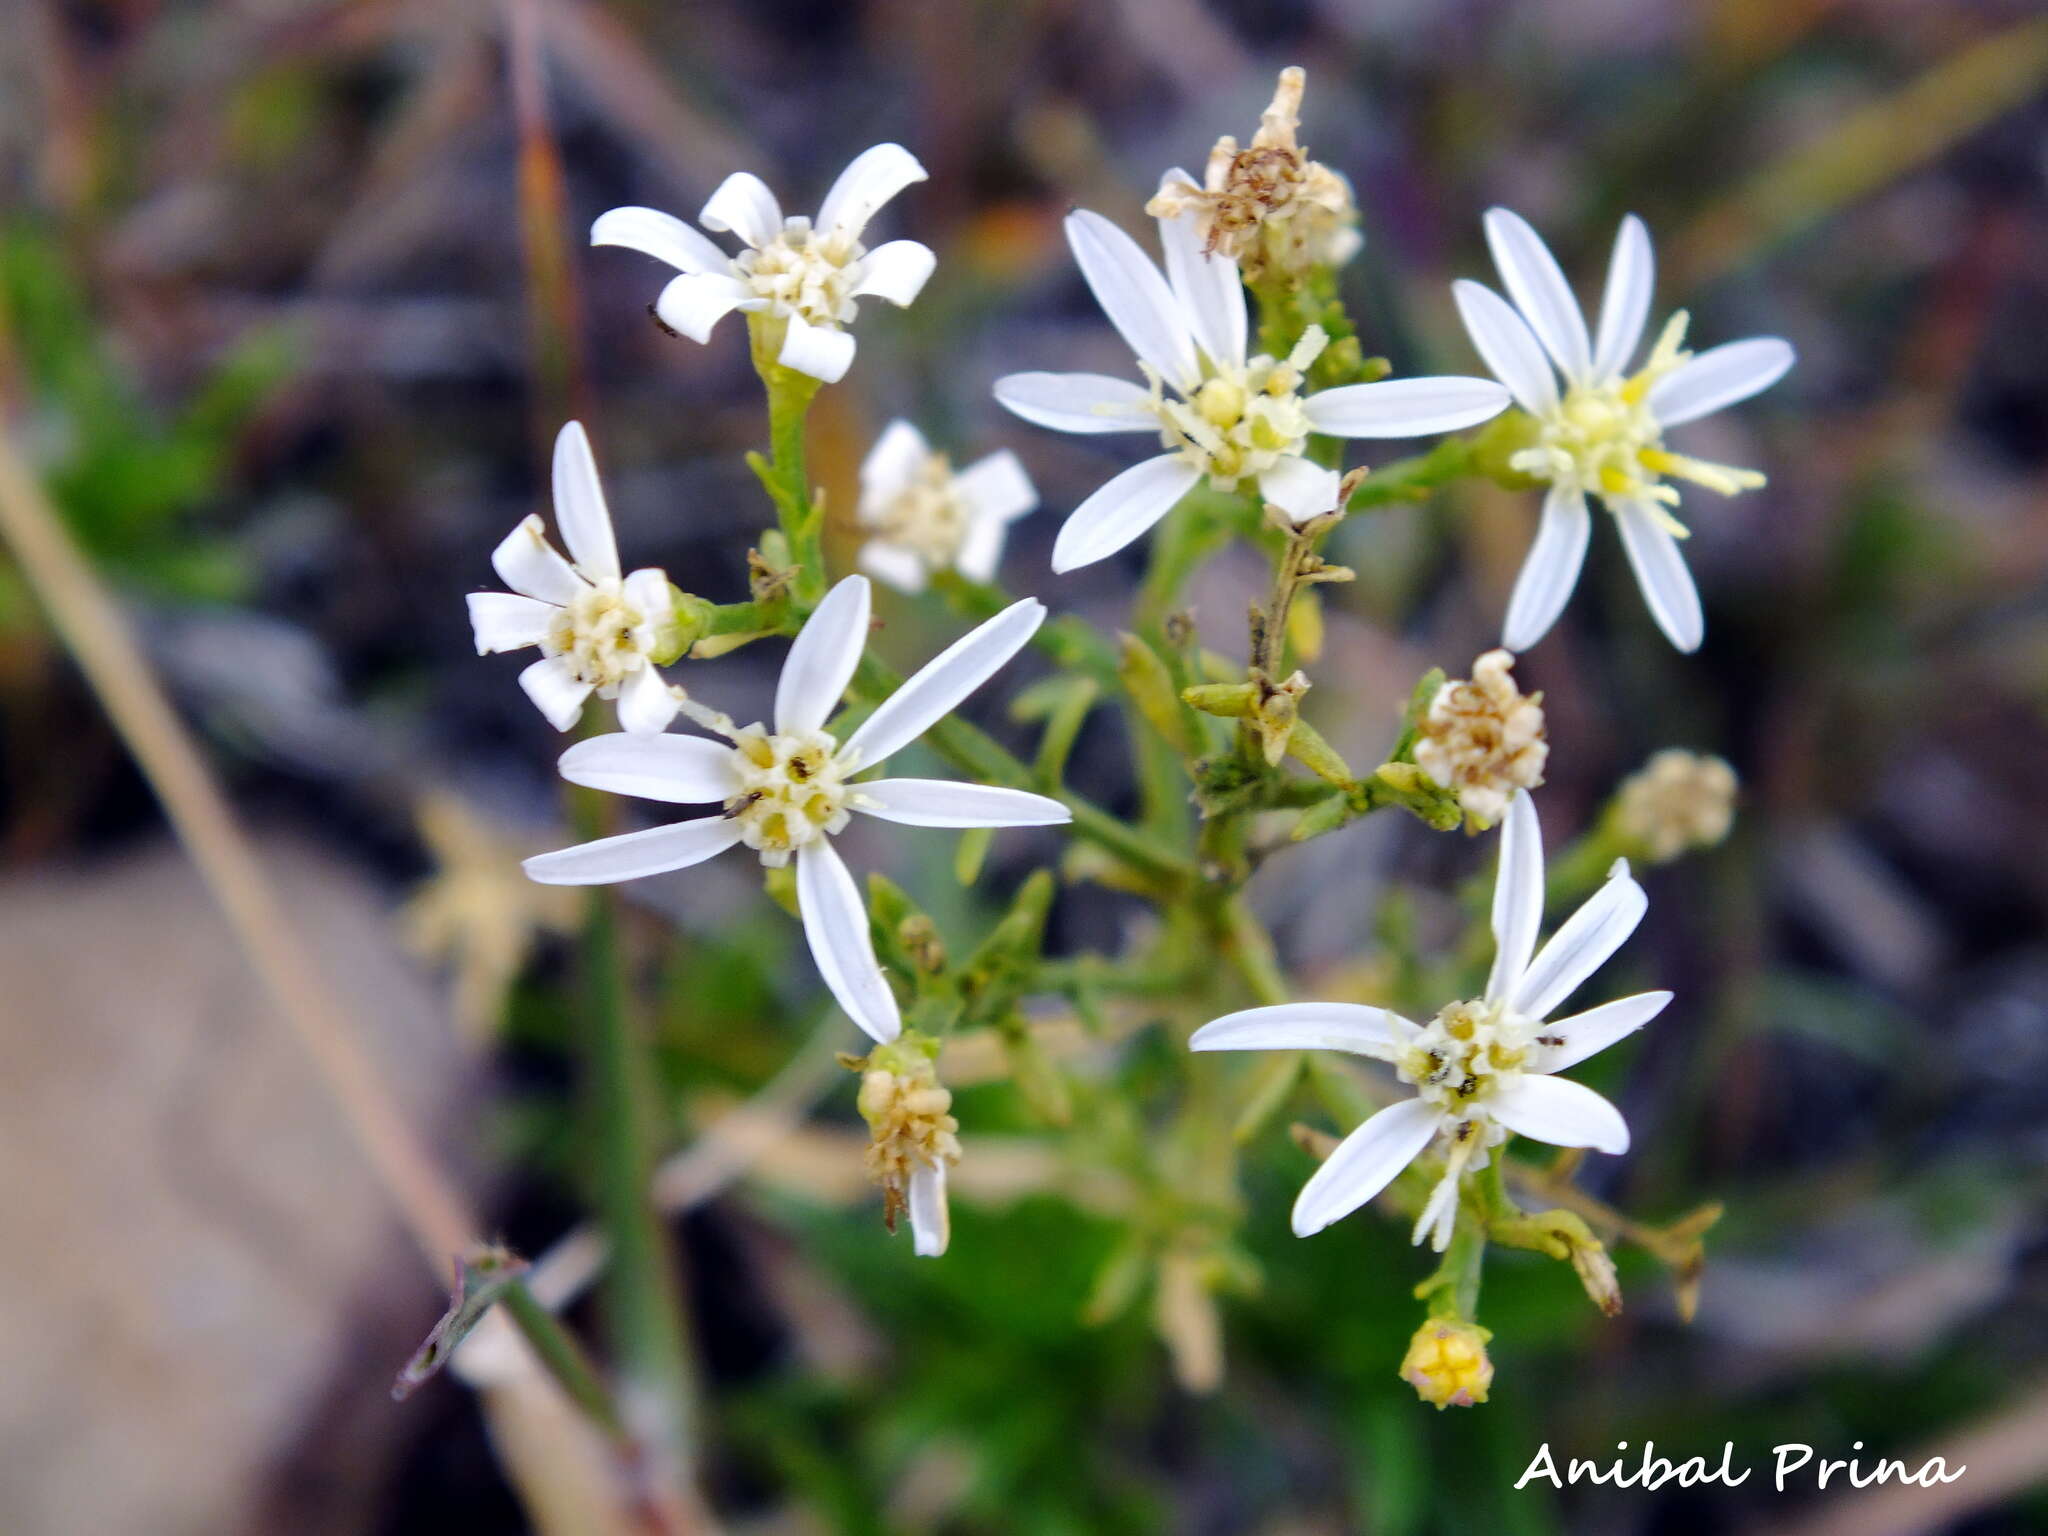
[457,64,1789,1405]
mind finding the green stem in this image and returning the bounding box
[570,778,698,1483]
[1346,437,1474,512]
[751,320,825,608]
[847,652,1192,889]
[500,1281,630,1445]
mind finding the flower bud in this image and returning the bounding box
[1400,1319,1494,1409]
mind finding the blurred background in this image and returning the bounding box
[3,0,2046,1531]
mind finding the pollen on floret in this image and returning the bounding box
[720,725,855,865]
[1144,327,1327,488]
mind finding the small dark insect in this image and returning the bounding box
[1537,1034,1563,1047]
[648,302,681,339]
[722,791,765,819]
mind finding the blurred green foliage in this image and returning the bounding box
[0,223,291,626]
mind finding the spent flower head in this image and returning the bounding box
[1414,649,1548,826]
[1146,67,1361,282]
[996,203,1508,571]
[1193,791,1668,1251]
[856,421,1038,593]
[854,1034,960,1257]
[592,144,934,384]
[523,575,1069,1042]
[1615,748,1737,862]
[467,422,681,734]
[1454,210,1794,652]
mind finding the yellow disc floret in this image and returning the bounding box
[1145,326,1327,489]
[544,580,653,692]
[722,725,855,866]
[738,216,863,330]
[1512,313,1765,536]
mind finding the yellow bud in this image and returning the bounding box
[1400,1319,1494,1409]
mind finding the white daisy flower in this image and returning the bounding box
[1191,790,1668,1251]
[855,420,1038,593]
[467,421,680,736]
[995,189,1510,572]
[1454,208,1796,652]
[591,144,936,385]
[523,575,1069,1043]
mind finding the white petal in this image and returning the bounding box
[614,663,679,735]
[951,511,1008,583]
[1452,279,1559,416]
[1190,1002,1418,1058]
[796,839,900,1043]
[1648,337,1795,427]
[1156,172,1246,370]
[777,314,857,384]
[519,657,592,731]
[953,450,1038,523]
[816,143,927,241]
[777,574,871,735]
[1614,501,1704,652]
[850,240,935,306]
[1064,209,1200,393]
[491,514,583,606]
[992,372,1156,435]
[1050,454,1201,574]
[551,422,618,581]
[1412,1161,1464,1253]
[1486,790,1544,1004]
[1489,1075,1629,1155]
[859,420,930,506]
[1531,991,1671,1074]
[590,205,727,275]
[855,779,1069,829]
[558,732,738,804]
[1592,214,1654,379]
[1484,208,1592,383]
[1256,455,1342,523]
[699,171,782,249]
[908,1161,949,1256]
[523,815,744,885]
[623,566,675,634]
[1501,486,1591,652]
[467,592,553,654]
[1303,376,1512,438]
[1510,863,1648,1022]
[655,272,752,343]
[858,540,930,593]
[845,596,1044,768]
[1290,1098,1440,1237]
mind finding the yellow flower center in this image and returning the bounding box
[737,217,862,330]
[1399,998,1533,1124]
[722,725,854,866]
[1511,313,1765,537]
[544,581,648,691]
[1145,326,1327,488]
[868,454,972,566]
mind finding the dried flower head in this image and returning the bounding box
[1614,748,1737,861]
[1414,649,1548,826]
[1401,1319,1494,1408]
[855,1037,962,1256]
[1146,67,1361,282]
